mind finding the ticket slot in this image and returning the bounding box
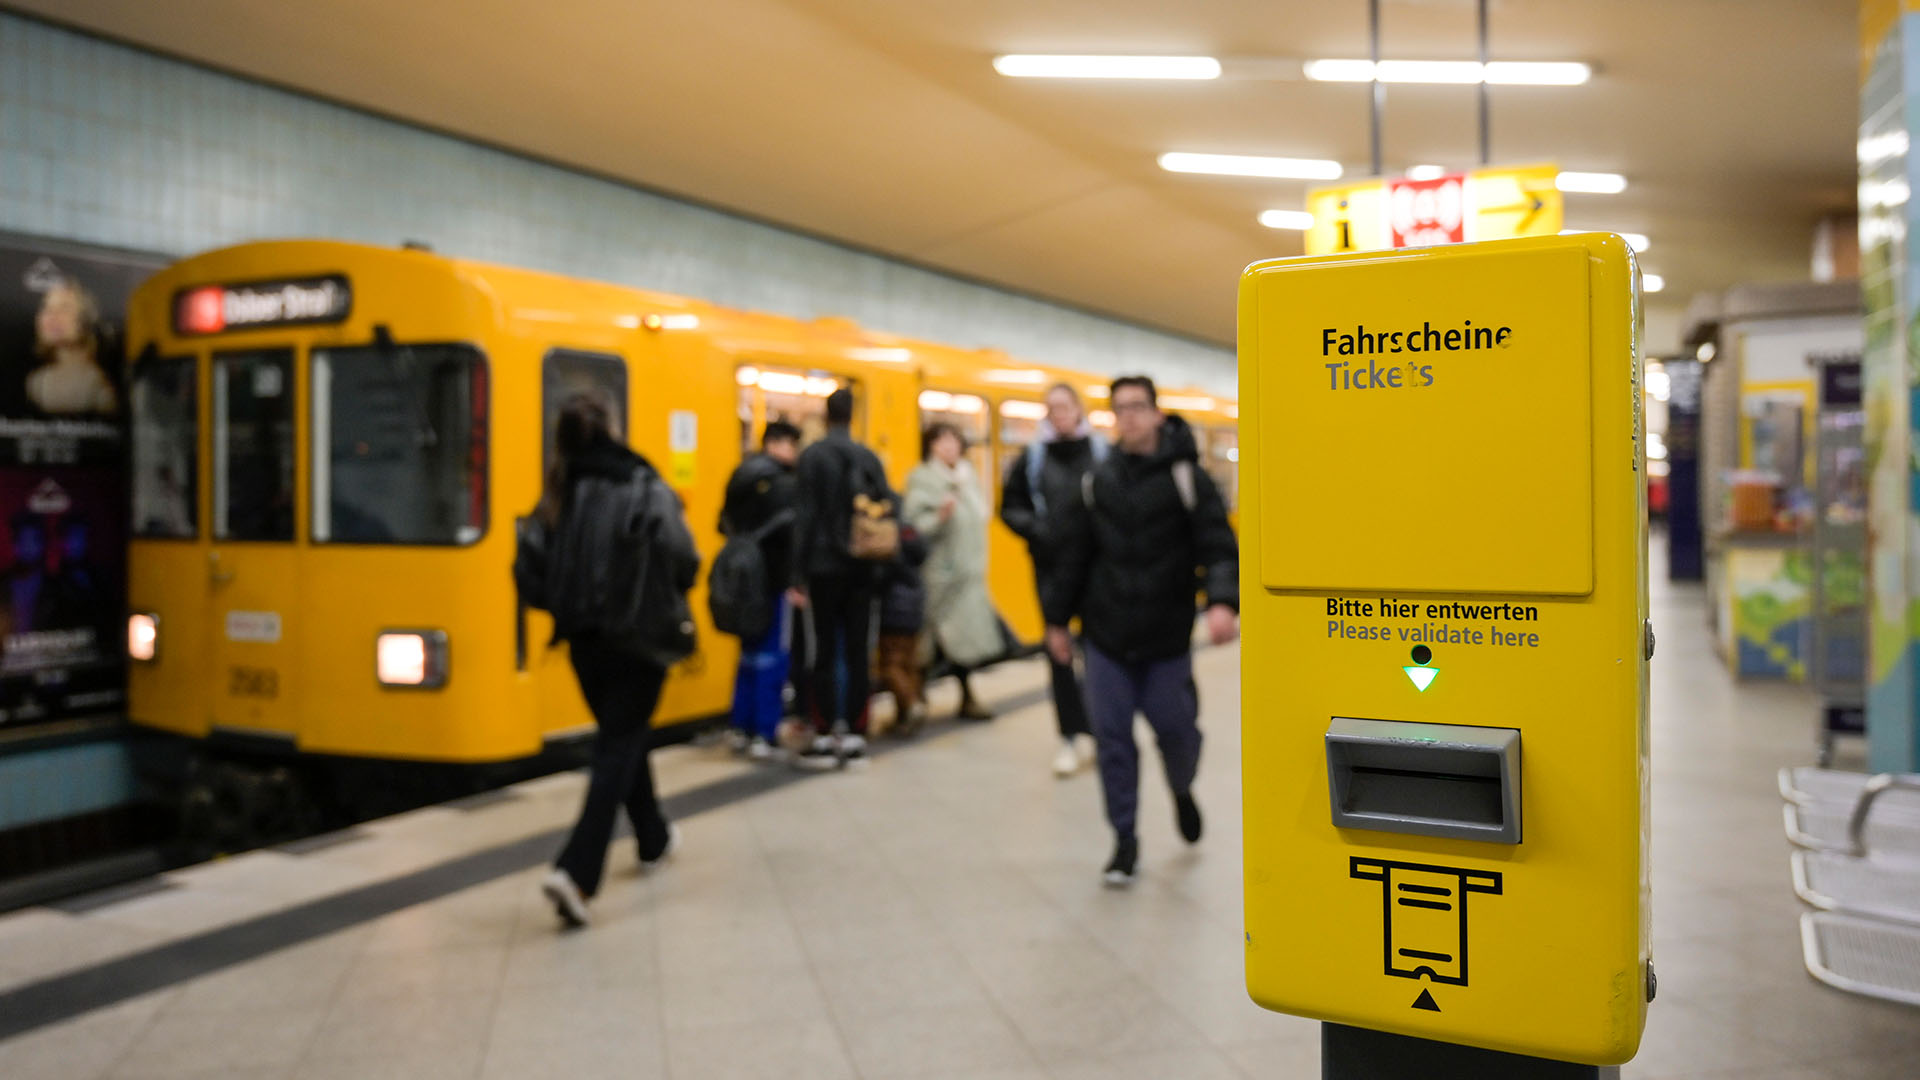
[1326,718,1522,844]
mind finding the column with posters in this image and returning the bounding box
[0,234,165,731]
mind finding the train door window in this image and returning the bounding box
[543,350,628,476]
[997,398,1046,487]
[736,365,847,452]
[918,389,991,501]
[311,344,489,545]
[212,349,295,542]
[131,355,198,538]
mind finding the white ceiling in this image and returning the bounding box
[14,0,1859,347]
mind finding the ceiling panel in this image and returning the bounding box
[13,0,1859,345]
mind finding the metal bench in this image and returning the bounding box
[1778,766,1920,810]
[1801,911,1920,1007]
[1792,850,1920,924]
[1782,774,1920,860]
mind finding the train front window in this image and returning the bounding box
[131,356,198,538]
[312,344,488,545]
[213,349,295,542]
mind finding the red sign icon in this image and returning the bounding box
[1386,175,1467,249]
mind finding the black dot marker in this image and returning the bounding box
[1411,645,1432,665]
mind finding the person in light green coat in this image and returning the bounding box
[904,423,1004,719]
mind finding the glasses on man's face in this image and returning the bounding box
[1113,400,1156,415]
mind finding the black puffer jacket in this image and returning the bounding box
[1000,433,1103,594]
[791,427,894,583]
[1041,415,1238,664]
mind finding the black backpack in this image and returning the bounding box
[544,466,700,666]
[707,510,793,640]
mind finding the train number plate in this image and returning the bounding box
[228,666,279,699]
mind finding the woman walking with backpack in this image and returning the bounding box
[534,395,701,928]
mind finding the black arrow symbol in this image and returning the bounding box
[1412,989,1441,1012]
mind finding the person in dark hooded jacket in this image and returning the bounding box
[1002,382,1105,777]
[1043,375,1238,888]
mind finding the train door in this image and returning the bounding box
[532,349,629,737]
[206,348,300,738]
[129,354,209,735]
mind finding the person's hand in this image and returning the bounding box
[938,495,956,523]
[1205,604,1238,646]
[1046,626,1074,664]
[787,587,809,610]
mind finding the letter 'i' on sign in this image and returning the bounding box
[1237,235,1648,1066]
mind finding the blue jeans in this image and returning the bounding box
[730,596,791,742]
[1083,643,1202,839]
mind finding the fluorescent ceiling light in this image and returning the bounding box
[1160,152,1343,180]
[1642,273,1665,293]
[1555,171,1627,194]
[1258,209,1315,230]
[1304,59,1590,85]
[1406,164,1449,181]
[1562,229,1649,252]
[1484,61,1592,85]
[994,55,1220,80]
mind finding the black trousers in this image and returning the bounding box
[805,571,874,734]
[1048,652,1090,739]
[554,641,670,897]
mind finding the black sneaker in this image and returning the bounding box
[795,735,840,772]
[1175,792,1203,844]
[1103,835,1138,889]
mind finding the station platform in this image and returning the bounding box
[0,574,1916,1080]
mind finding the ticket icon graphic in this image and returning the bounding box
[1351,857,1504,991]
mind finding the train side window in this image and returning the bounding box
[996,398,1047,490]
[543,350,629,476]
[312,344,489,545]
[131,355,198,538]
[212,349,295,542]
[736,365,849,453]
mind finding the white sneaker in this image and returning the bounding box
[746,736,780,762]
[837,733,870,769]
[1075,733,1098,767]
[726,729,750,755]
[1052,740,1080,778]
[540,867,591,928]
[641,823,679,872]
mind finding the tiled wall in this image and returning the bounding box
[0,13,1232,392]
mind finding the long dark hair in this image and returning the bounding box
[539,394,616,525]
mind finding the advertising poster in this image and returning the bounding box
[0,233,166,729]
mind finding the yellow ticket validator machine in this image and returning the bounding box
[1238,234,1649,1074]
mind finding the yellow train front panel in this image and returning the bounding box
[1237,235,1649,1064]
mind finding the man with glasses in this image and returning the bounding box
[1042,375,1239,887]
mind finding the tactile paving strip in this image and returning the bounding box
[1801,911,1920,1007]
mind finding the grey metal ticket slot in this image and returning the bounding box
[1326,718,1522,844]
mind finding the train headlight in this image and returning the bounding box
[129,613,159,663]
[377,630,449,689]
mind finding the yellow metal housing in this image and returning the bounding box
[1238,234,1648,1064]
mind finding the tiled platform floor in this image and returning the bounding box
[1,569,1916,1079]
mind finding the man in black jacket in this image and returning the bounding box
[719,420,800,761]
[789,388,894,770]
[1043,375,1238,888]
[1002,382,1105,778]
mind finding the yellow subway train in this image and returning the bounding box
[123,239,1240,774]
